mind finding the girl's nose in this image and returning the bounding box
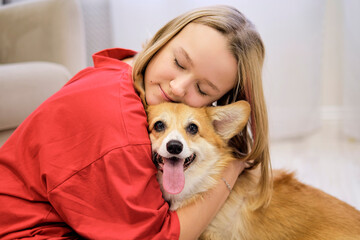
[169,77,191,98]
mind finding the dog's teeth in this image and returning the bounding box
[183,153,197,170]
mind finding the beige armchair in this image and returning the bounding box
[0,0,87,143]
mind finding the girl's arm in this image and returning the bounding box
[177,160,245,240]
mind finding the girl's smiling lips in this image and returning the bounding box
[159,86,175,102]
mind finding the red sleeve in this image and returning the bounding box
[48,142,179,239]
[43,65,180,239]
[0,49,180,239]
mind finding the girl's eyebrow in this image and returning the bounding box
[179,47,220,93]
[178,47,194,67]
[203,78,220,93]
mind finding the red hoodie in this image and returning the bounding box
[0,48,180,239]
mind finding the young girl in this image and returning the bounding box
[0,5,270,239]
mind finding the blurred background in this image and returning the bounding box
[1,0,359,209]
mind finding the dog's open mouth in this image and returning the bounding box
[153,152,196,195]
[153,152,196,171]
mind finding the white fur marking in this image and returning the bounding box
[157,130,192,159]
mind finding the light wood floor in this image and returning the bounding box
[271,118,360,210]
[1,118,359,210]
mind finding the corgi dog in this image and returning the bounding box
[146,101,360,240]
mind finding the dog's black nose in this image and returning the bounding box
[166,140,183,155]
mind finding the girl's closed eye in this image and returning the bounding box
[197,84,207,96]
[174,58,185,70]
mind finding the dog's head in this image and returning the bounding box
[147,101,250,198]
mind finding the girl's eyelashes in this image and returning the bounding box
[173,56,208,96]
[197,84,207,96]
[174,58,185,70]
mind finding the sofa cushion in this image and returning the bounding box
[0,62,70,131]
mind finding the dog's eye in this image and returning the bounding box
[154,121,166,132]
[186,123,198,135]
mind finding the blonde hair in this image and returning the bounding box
[133,5,272,210]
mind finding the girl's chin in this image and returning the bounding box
[145,96,165,106]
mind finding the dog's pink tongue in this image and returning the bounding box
[163,158,185,195]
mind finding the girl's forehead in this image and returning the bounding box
[170,23,237,92]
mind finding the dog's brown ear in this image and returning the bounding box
[134,78,147,108]
[207,101,251,140]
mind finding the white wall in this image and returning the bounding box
[342,0,360,140]
[5,0,358,140]
[322,0,343,108]
[80,0,113,67]
[108,0,359,140]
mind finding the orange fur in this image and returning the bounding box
[147,102,248,210]
[203,168,360,239]
[147,102,360,239]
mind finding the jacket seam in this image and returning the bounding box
[47,142,151,194]
[117,70,130,144]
